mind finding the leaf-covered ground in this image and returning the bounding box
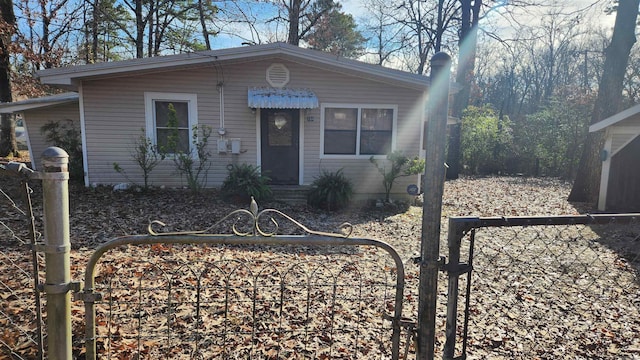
[2,168,640,359]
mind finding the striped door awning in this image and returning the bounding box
[248,87,319,109]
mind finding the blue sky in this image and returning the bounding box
[208,0,617,50]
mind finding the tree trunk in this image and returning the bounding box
[568,0,639,203]
[92,0,99,62]
[40,0,53,69]
[447,0,481,179]
[287,0,301,45]
[0,0,17,157]
[148,1,154,57]
[198,0,211,50]
[87,0,99,63]
[135,0,144,58]
[435,0,444,52]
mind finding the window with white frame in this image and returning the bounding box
[322,104,396,156]
[144,92,198,154]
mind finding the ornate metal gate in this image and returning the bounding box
[76,199,408,359]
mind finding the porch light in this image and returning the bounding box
[600,149,608,161]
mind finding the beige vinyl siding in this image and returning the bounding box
[608,117,640,156]
[611,133,637,155]
[276,61,425,197]
[614,114,640,128]
[82,69,224,187]
[22,103,81,171]
[80,57,426,197]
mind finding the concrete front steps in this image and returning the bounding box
[270,186,310,205]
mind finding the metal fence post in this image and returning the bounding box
[443,218,477,359]
[41,147,72,360]
[417,52,452,359]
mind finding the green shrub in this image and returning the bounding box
[460,105,512,175]
[307,169,353,211]
[113,129,164,191]
[370,151,424,202]
[163,104,213,192]
[221,164,272,202]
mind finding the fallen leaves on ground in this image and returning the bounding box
[1,174,639,359]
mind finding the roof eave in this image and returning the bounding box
[590,103,640,132]
[0,100,77,113]
[37,43,434,91]
[0,93,79,113]
[37,55,217,86]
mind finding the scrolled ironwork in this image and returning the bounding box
[148,197,353,238]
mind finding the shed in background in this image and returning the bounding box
[590,104,640,212]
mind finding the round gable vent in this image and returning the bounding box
[266,63,290,88]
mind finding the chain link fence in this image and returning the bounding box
[0,162,44,360]
[443,216,640,359]
[4,151,640,360]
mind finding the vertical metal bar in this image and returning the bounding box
[390,247,406,360]
[277,275,286,358]
[353,274,363,357]
[82,285,100,360]
[41,147,71,360]
[167,279,173,357]
[107,282,113,360]
[417,52,452,359]
[223,277,230,356]
[329,275,337,357]
[137,280,143,356]
[81,285,100,359]
[461,229,476,356]
[195,275,202,357]
[251,276,258,356]
[22,179,44,360]
[304,275,312,355]
[443,220,464,358]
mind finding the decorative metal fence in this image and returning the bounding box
[76,206,408,360]
[442,215,640,359]
[0,161,44,360]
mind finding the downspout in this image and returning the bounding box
[218,82,225,135]
[19,112,36,170]
[78,83,90,187]
[597,131,612,211]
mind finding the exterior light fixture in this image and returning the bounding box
[600,149,608,162]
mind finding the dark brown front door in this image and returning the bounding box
[260,109,299,185]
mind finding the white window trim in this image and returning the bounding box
[144,92,198,155]
[320,103,398,159]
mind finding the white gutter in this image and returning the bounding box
[78,84,90,187]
